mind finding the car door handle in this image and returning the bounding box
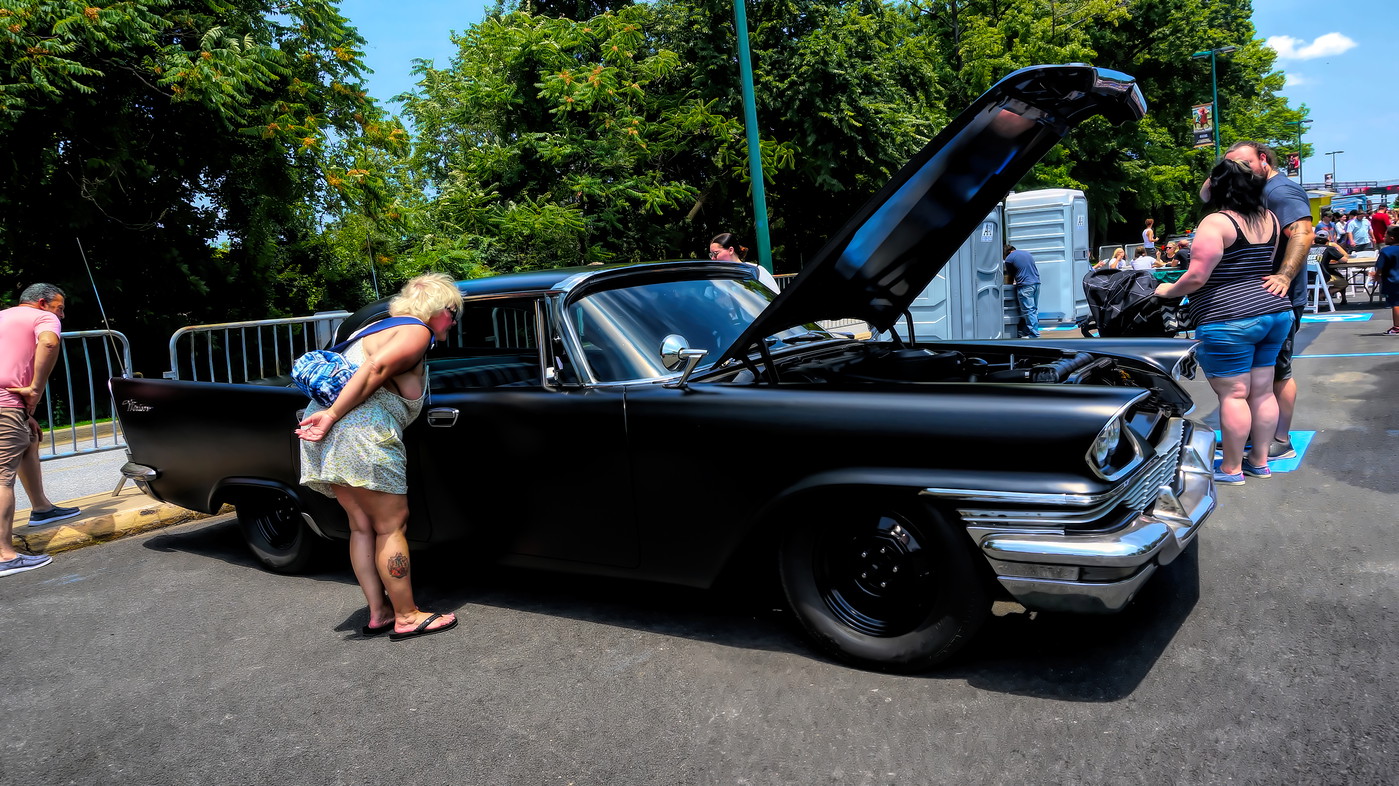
[426,407,459,428]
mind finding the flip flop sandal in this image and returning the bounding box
[389,613,458,641]
[361,622,394,636]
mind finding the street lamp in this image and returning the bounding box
[1325,150,1344,185]
[1192,45,1239,160]
[1286,119,1312,183]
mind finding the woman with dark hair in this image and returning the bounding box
[709,233,779,292]
[1155,159,1293,486]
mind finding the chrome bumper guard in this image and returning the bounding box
[951,418,1216,614]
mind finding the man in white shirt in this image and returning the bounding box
[1347,210,1373,252]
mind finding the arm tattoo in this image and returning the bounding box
[1277,219,1314,281]
[387,552,409,579]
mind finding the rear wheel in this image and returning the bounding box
[779,495,989,672]
[236,494,321,574]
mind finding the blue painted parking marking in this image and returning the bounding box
[1213,430,1315,473]
[1297,352,1399,358]
[1301,313,1372,323]
[1041,324,1079,332]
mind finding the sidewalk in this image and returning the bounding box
[10,486,224,556]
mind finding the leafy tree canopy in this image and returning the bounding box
[0,0,401,371]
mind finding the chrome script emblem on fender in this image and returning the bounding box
[121,400,153,413]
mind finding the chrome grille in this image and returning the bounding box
[1122,419,1185,514]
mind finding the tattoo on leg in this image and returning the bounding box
[387,552,409,579]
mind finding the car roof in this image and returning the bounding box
[456,259,718,297]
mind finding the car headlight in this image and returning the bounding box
[1090,417,1122,468]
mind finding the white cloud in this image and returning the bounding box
[1267,33,1358,60]
[1285,73,1311,87]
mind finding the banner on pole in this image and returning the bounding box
[1191,104,1214,149]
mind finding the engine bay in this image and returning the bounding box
[773,343,1142,386]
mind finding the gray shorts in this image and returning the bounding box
[0,408,30,487]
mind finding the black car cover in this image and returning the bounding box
[1079,269,1189,337]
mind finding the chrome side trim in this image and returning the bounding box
[923,487,1109,507]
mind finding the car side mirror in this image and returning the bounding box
[663,349,709,390]
[660,333,690,371]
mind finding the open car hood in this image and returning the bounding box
[716,64,1146,366]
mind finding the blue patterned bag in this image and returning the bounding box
[292,316,432,408]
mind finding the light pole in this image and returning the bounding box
[1192,46,1238,160]
[1326,150,1344,185]
[731,0,772,274]
[1286,119,1312,183]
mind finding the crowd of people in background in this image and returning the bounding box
[1314,204,1390,253]
[1094,233,1194,270]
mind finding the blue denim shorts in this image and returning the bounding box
[1194,311,1294,378]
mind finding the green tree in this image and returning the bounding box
[0,0,395,371]
[659,0,945,267]
[401,4,775,272]
[1047,0,1304,243]
[399,1,943,274]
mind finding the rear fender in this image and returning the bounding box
[212,478,345,540]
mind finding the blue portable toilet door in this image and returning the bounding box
[1071,194,1091,320]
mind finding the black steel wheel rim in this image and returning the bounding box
[252,504,300,551]
[812,511,936,637]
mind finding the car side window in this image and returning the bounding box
[428,297,543,390]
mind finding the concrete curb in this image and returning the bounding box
[11,487,231,556]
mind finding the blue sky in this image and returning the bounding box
[1252,1,1398,184]
[338,1,1398,185]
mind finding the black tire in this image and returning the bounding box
[237,494,321,574]
[779,495,990,672]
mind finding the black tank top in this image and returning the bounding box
[1186,212,1291,327]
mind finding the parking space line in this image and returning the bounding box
[1301,313,1373,323]
[1296,352,1399,358]
[1213,430,1316,473]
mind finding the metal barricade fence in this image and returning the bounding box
[37,330,134,460]
[165,311,351,382]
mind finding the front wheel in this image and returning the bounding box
[780,496,989,672]
[236,494,321,574]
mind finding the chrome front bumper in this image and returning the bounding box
[939,418,1216,614]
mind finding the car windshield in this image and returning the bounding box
[567,277,832,382]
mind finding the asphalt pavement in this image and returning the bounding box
[2,300,1396,784]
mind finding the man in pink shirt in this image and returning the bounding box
[1,284,66,577]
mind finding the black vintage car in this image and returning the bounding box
[113,65,1216,672]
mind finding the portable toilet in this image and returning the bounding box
[890,205,1006,342]
[1003,189,1091,323]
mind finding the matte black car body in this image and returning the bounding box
[113,65,1216,671]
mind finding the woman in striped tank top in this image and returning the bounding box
[1155,159,1293,486]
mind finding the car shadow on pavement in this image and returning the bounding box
[937,541,1201,700]
[145,516,1200,697]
